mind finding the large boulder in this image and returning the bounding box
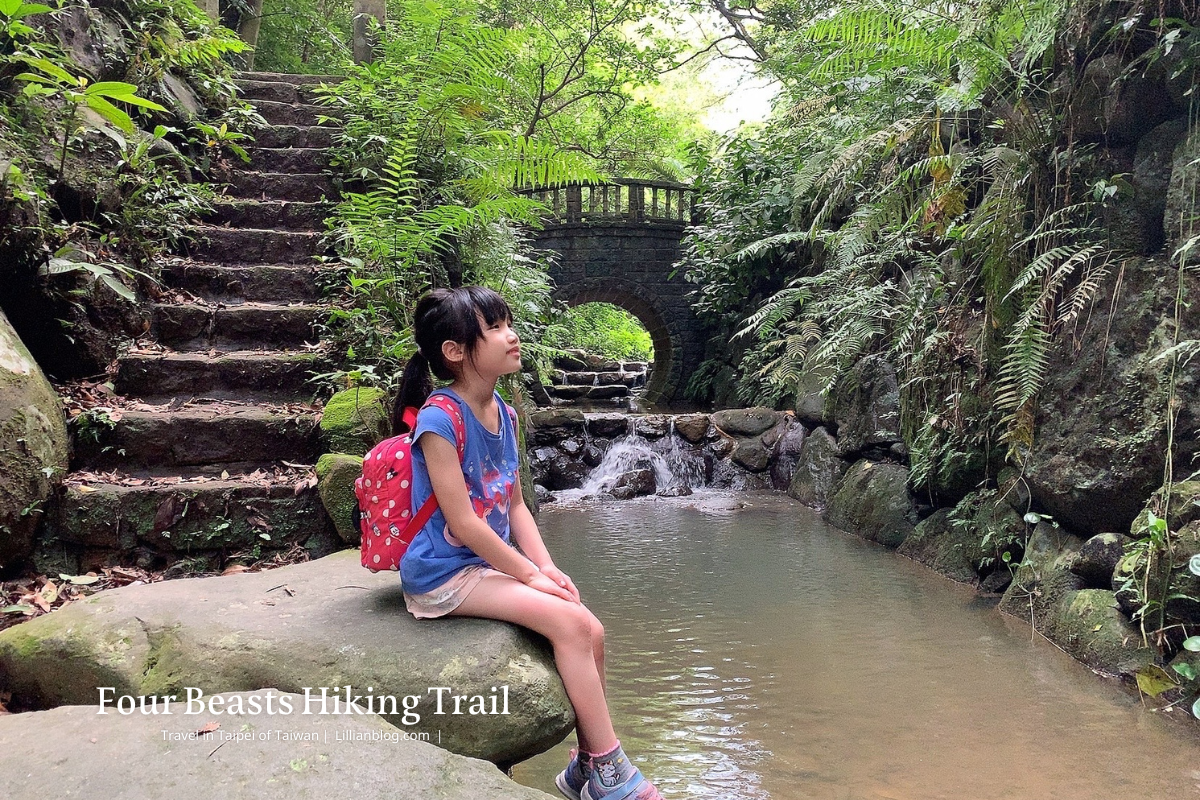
[0,692,557,798]
[1114,482,1200,626]
[824,460,916,548]
[769,417,806,490]
[793,369,834,427]
[1068,54,1176,145]
[0,551,573,765]
[316,453,363,544]
[1045,589,1156,679]
[999,520,1086,626]
[1069,532,1131,589]
[320,387,390,457]
[786,427,847,509]
[1165,127,1200,263]
[831,355,901,457]
[672,413,711,443]
[898,509,981,586]
[1106,117,1189,255]
[711,407,781,437]
[1024,255,1199,536]
[0,309,69,571]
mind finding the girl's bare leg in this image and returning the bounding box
[449,572,616,754]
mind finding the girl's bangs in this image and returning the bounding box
[468,286,513,326]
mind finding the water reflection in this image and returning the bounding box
[510,491,1200,800]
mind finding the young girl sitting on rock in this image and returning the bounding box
[395,285,665,800]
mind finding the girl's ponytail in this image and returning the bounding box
[393,350,434,434]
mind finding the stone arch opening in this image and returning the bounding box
[552,278,679,405]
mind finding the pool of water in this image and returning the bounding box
[510,491,1200,800]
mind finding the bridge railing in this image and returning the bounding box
[522,180,695,225]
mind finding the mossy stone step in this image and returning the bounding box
[114,351,330,402]
[161,263,322,303]
[244,147,331,174]
[251,123,336,149]
[152,302,324,351]
[235,78,330,104]
[40,473,339,574]
[184,227,327,264]
[221,171,336,202]
[73,407,320,471]
[207,199,327,231]
[249,99,331,127]
[235,70,344,85]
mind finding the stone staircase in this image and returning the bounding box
[40,72,347,576]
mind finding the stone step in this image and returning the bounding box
[47,471,337,571]
[235,78,331,104]
[244,146,331,174]
[161,262,322,303]
[249,99,331,127]
[207,199,328,231]
[236,71,344,85]
[152,302,324,350]
[184,226,327,264]
[252,123,337,149]
[115,351,330,402]
[73,406,321,472]
[221,171,337,202]
[549,384,629,401]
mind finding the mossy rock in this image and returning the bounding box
[897,509,980,585]
[1046,589,1156,679]
[0,309,70,570]
[319,387,389,456]
[316,453,363,544]
[999,520,1086,624]
[825,460,916,548]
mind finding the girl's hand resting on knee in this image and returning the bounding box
[525,569,580,603]
[538,564,581,603]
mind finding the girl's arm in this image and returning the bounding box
[509,477,579,601]
[421,432,575,602]
[508,421,581,601]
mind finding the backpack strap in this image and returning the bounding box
[397,392,468,541]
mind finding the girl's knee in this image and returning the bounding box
[546,603,595,646]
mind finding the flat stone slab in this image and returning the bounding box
[0,551,572,765]
[0,692,555,799]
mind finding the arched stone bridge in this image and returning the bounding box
[525,180,705,407]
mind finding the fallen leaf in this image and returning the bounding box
[196,721,220,735]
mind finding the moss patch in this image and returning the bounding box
[316,453,364,544]
[319,387,389,456]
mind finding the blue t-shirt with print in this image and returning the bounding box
[399,388,519,594]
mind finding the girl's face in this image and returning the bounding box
[449,312,521,381]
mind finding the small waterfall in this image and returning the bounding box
[580,429,707,495]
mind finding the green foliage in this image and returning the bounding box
[543,303,653,361]
[680,0,1150,485]
[251,0,353,75]
[315,0,603,387]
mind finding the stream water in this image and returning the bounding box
[510,491,1200,800]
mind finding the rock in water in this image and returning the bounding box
[0,309,69,570]
[0,691,557,799]
[0,550,572,765]
[787,427,846,509]
[824,460,916,548]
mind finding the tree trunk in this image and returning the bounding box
[195,0,220,23]
[237,0,266,71]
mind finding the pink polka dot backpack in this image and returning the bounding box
[355,393,465,572]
